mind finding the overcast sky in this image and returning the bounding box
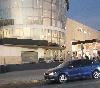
[68,0,100,30]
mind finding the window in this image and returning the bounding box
[93,60,100,64]
[78,60,92,67]
[43,1,51,10]
[43,10,51,18]
[43,18,51,26]
[70,61,81,68]
[22,0,33,7]
[22,8,34,17]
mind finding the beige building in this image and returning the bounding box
[0,0,69,65]
[66,18,100,59]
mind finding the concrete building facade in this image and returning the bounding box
[0,0,69,65]
[66,18,100,59]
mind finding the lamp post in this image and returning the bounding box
[81,43,84,59]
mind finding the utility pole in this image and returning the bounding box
[81,43,84,59]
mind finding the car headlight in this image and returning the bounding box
[49,72,57,76]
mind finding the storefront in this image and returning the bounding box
[72,39,100,59]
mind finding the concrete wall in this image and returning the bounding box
[0,56,21,65]
[0,45,66,65]
[0,45,44,65]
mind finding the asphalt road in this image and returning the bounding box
[1,79,100,88]
[0,69,100,88]
[0,69,47,84]
[30,79,100,88]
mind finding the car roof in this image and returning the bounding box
[70,59,93,62]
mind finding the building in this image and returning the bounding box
[0,0,69,65]
[66,18,100,59]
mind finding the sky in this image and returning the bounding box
[68,0,100,30]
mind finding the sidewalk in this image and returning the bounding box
[0,69,47,85]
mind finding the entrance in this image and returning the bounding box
[21,51,38,63]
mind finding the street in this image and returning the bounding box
[0,68,100,88]
[42,79,100,88]
[1,79,100,88]
[43,79,100,88]
[0,60,100,88]
[0,69,47,84]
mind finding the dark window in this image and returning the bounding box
[78,60,92,67]
[59,59,99,68]
[93,60,100,64]
[59,60,80,68]
[68,60,81,68]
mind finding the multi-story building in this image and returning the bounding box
[66,18,100,59]
[0,0,69,65]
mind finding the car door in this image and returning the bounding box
[67,61,82,79]
[79,60,93,78]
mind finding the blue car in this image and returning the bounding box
[44,59,100,83]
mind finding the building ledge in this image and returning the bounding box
[0,38,65,50]
[72,39,100,45]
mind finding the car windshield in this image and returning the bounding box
[58,61,74,68]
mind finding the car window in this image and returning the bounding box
[73,61,79,67]
[68,60,81,68]
[92,60,100,64]
[79,60,92,67]
[59,60,95,68]
[58,61,70,68]
[58,61,80,68]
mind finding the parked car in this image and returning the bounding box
[44,59,100,83]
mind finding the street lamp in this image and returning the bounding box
[81,43,84,59]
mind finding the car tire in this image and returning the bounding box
[58,74,68,83]
[92,70,100,79]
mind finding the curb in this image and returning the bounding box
[0,79,46,87]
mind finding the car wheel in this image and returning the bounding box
[58,74,68,83]
[92,70,100,79]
